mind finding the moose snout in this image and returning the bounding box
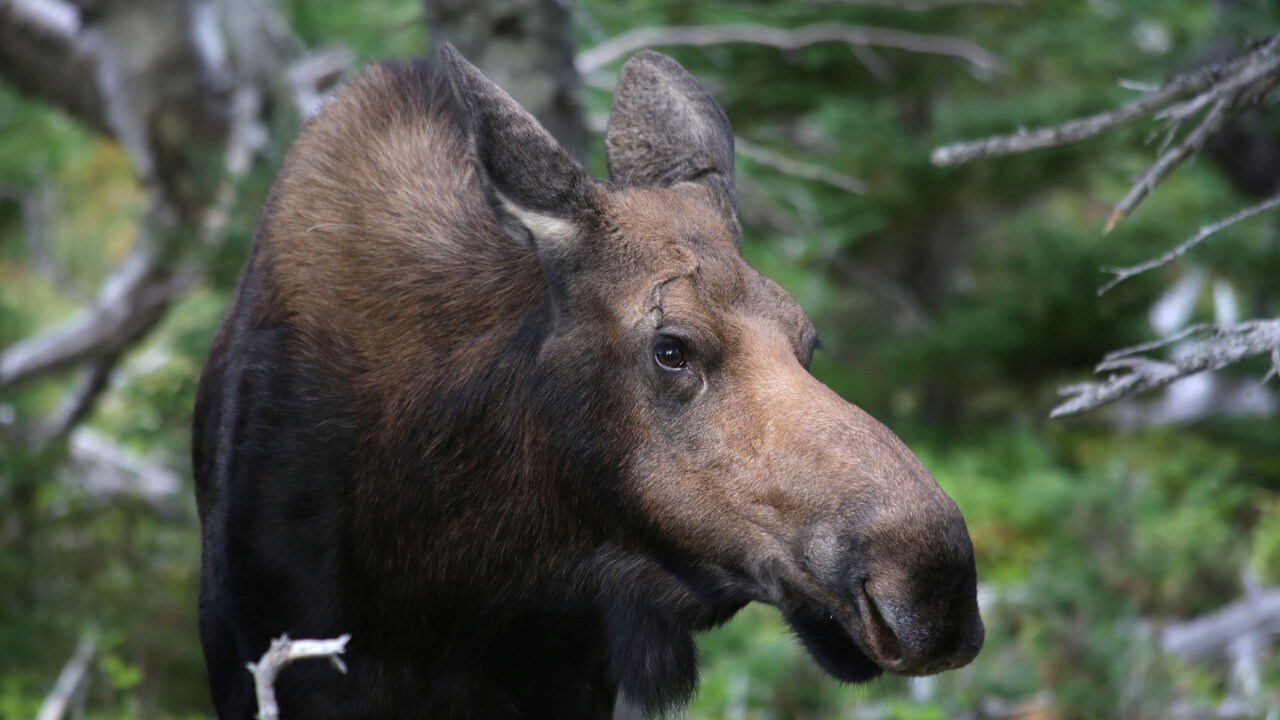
[790,463,984,677]
[752,371,984,679]
[853,571,984,675]
[780,507,984,685]
[838,481,985,674]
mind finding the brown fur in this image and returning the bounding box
[194,49,983,719]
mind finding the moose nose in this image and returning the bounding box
[854,575,984,675]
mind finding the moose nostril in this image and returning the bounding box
[857,581,902,666]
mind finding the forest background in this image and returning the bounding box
[3,0,1280,718]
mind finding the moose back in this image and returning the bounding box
[193,45,984,719]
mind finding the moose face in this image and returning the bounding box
[442,45,982,701]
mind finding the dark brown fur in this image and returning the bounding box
[194,48,983,719]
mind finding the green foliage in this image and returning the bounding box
[3,0,1279,717]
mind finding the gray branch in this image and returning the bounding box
[932,36,1280,166]
[66,428,184,514]
[1051,320,1280,418]
[1,0,348,447]
[577,22,1003,77]
[248,634,351,720]
[1163,587,1280,664]
[932,35,1280,232]
[735,138,867,195]
[1099,193,1280,294]
[0,0,108,133]
[33,353,120,451]
[0,230,192,390]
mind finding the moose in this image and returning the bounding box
[193,45,984,719]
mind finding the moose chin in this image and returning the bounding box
[193,43,984,719]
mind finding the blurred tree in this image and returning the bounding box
[0,0,348,452]
[932,33,1280,418]
[425,0,587,158]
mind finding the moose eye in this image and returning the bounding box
[653,338,688,370]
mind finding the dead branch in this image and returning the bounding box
[932,35,1280,232]
[1100,193,1280,294]
[0,0,108,133]
[36,633,96,720]
[1104,97,1239,232]
[1,0,349,448]
[34,353,120,451]
[1051,320,1280,418]
[1163,587,1280,663]
[932,36,1280,166]
[288,45,353,119]
[0,0,230,395]
[248,634,351,720]
[577,22,1002,76]
[0,231,193,391]
[735,138,867,195]
[66,428,183,513]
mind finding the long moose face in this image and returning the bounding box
[442,46,982,704]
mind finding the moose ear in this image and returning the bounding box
[606,51,738,234]
[440,44,596,251]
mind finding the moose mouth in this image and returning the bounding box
[782,601,884,683]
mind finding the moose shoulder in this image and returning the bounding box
[193,46,983,719]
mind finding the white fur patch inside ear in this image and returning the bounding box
[495,191,578,249]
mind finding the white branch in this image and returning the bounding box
[1163,587,1280,662]
[66,427,182,511]
[1051,320,1280,418]
[0,233,192,390]
[577,22,1002,76]
[248,634,351,720]
[36,633,96,720]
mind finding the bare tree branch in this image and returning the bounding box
[1103,97,1240,232]
[1163,587,1280,663]
[931,37,1280,167]
[1099,193,1280,294]
[33,353,120,450]
[36,633,96,720]
[0,0,353,451]
[932,36,1280,233]
[249,634,351,720]
[1104,67,1280,233]
[0,0,108,133]
[1051,320,1280,418]
[66,428,183,514]
[735,138,867,195]
[0,228,193,390]
[287,45,353,119]
[577,22,1002,76]
[0,0,235,394]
